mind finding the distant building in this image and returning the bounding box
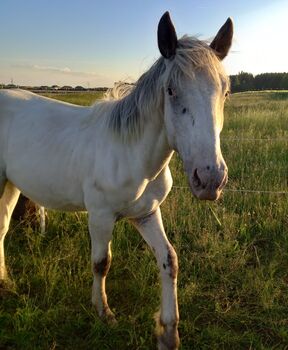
[6,84,17,89]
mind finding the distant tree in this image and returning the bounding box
[230,72,288,92]
[75,86,86,91]
[230,71,254,92]
[280,73,288,89]
[60,86,73,91]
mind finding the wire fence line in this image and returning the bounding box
[222,137,288,142]
[172,136,288,195]
[173,186,288,195]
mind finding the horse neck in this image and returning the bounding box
[132,108,173,180]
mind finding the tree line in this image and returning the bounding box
[230,72,288,92]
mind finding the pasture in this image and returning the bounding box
[0,90,287,349]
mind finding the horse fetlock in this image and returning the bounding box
[0,271,7,283]
[155,311,179,350]
[156,323,179,350]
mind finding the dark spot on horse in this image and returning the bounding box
[206,166,210,170]
[182,107,187,114]
[94,181,104,192]
[166,245,178,279]
[163,263,166,269]
[93,255,111,276]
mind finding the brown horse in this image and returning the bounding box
[12,194,37,222]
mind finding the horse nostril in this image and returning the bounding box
[193,168,201,188]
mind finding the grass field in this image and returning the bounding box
[0,91,287,349]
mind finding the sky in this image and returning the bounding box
[0,0,287,87]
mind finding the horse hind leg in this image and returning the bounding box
[0,181,20,283]
[12,195,46,234]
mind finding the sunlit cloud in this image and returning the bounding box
[5,62,117,87]
[12,63,106,78]
[33,65,72,73]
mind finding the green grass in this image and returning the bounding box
[1,91,288,349]
[43,91,104,106]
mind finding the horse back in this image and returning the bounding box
[0,89,92,208]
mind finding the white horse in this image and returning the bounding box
[0,12,233,350]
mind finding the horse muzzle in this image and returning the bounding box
[188,165,228,201]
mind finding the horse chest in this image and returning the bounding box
[113,166,173,220]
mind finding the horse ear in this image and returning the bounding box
[210,18,233,60]
[158,11,178,59]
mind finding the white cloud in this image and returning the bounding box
[32,64,72,73]
[7,62,116,87]
[31,64,112,79]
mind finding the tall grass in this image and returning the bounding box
[1,91,287,349]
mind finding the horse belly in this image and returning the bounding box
[8,170,85,211]
[6,146,86,211]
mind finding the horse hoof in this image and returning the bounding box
[101,308,117,326]
[106,312,118,326]
[0,278,14,297]
[157,335,179,350]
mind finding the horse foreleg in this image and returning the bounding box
[88,210,116,323]
[0,182,20,283]
[132,207,179,350]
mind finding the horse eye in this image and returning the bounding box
[225,90,230,98]
[167,87,174,96]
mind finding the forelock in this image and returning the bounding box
[168,36,229,89]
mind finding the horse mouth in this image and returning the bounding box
[190,186,222,201]
[188,172,228,201]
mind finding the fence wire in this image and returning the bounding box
[171,136,288,195]
[222,137,288,142]
[173,186,288,195]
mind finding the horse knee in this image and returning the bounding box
[0,214,10,238]
[0,174,7,198]
[93,253,111,277]
[0,226,8,239]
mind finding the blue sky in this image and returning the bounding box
[0,0,287,87]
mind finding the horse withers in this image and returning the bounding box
[0,12,233,350]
